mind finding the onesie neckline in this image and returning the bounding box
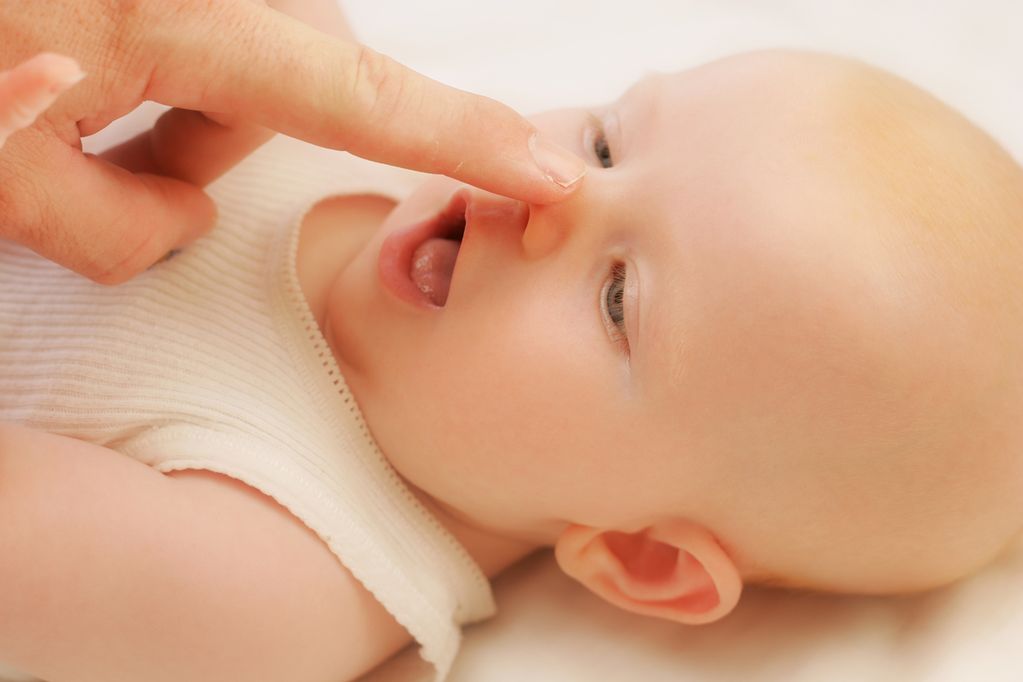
[265,191,496,654]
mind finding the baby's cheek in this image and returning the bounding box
[422,263,617,496]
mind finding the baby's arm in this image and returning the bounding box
[0,423,411,682]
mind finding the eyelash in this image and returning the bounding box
[600,261,630,354]
[591,123,629,354]
[593,129,613,169]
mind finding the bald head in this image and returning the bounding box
[645,50,1023,595]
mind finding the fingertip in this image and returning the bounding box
[431,100,589,205]
[27,53,86,91]
[181,191,218,246]
[528,133,587,193]
[141,187,213,272]
[137,171,218,248]
[89,173,218,284]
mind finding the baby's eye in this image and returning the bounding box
[600,261,629,353]
[593,129,613,169]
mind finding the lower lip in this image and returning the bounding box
[378,192,467,309]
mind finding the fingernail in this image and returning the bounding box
[44,56,86,94]
[48,69,85,94]
[529,133,586,189]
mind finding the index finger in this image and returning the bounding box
[147,3,587,203]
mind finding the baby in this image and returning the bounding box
[334,47,1023,595]
[2,48,1023,682]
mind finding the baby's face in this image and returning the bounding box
[328,51,1023,593]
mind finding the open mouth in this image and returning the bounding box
[378,190,469,310]
[409,194,466,307]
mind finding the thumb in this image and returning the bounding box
[148,2,586,204]
[0,132,214,284]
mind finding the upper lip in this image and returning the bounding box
[406,188,471,258]
[431,188,471,242]
[378,187,530,310]
[376,189,471,310]
[420,186,531,252]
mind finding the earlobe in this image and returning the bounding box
[554,520,743,625]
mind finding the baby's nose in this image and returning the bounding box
[521,207,569,259]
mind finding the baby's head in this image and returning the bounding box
[329,49,1023,623]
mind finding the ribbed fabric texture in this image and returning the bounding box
[0,135,495,681]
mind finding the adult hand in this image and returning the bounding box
[0,0,587,284]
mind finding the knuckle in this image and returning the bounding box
[101,0,182,96]
[346,45,408,123]
[95,0,145,60]
[112,5,155,67]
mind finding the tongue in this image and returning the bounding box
[410,237,460,306]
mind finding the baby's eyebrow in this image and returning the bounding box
[610,72,663,161]
[622,72,664,114]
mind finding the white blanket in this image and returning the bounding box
[3,1,1021,681]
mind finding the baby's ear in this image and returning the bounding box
[554,520,742,624]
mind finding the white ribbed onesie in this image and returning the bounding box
[0,134,495,681]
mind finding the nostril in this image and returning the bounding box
[521,208,567,260]
[431,207,463,242]
[444,216,465,242]
[442,189,470,238]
